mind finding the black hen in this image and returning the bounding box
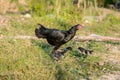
[35,24,83,53]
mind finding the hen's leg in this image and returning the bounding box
[52,45,61,54]
[53,47,72,61]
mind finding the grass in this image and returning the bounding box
[0,13,120,80]
[85,14,120,37]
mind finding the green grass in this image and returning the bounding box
[0,39,117,80]
[84,14,120,37]
[0,39,116,80]
[0,14,120,80]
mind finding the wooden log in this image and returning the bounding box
[74,34,120,42]
[0,35,120,42]
[0,36,37,40]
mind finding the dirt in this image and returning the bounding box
[100,72,120,80]
[98,44,120,80]
[0,15,10,27]
[0,0,28,14]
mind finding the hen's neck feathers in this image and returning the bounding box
[67,26,77,34]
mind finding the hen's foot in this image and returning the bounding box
[52,47,72,61]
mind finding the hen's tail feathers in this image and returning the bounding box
[37,23,46,29]
[35,24,47,38]
[37,23,44,27]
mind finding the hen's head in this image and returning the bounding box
[74,24,84,30]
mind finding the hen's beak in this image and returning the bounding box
[77,24,84,30]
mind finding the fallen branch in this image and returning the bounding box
[0,34,120,42]
[0,36,37,40]
[74,34,120,42]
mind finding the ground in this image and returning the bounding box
[0,8,120,80]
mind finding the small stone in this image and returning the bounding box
[97,61,104,66]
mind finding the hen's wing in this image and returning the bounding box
[47,30,65,45]
[47,30,65,41]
